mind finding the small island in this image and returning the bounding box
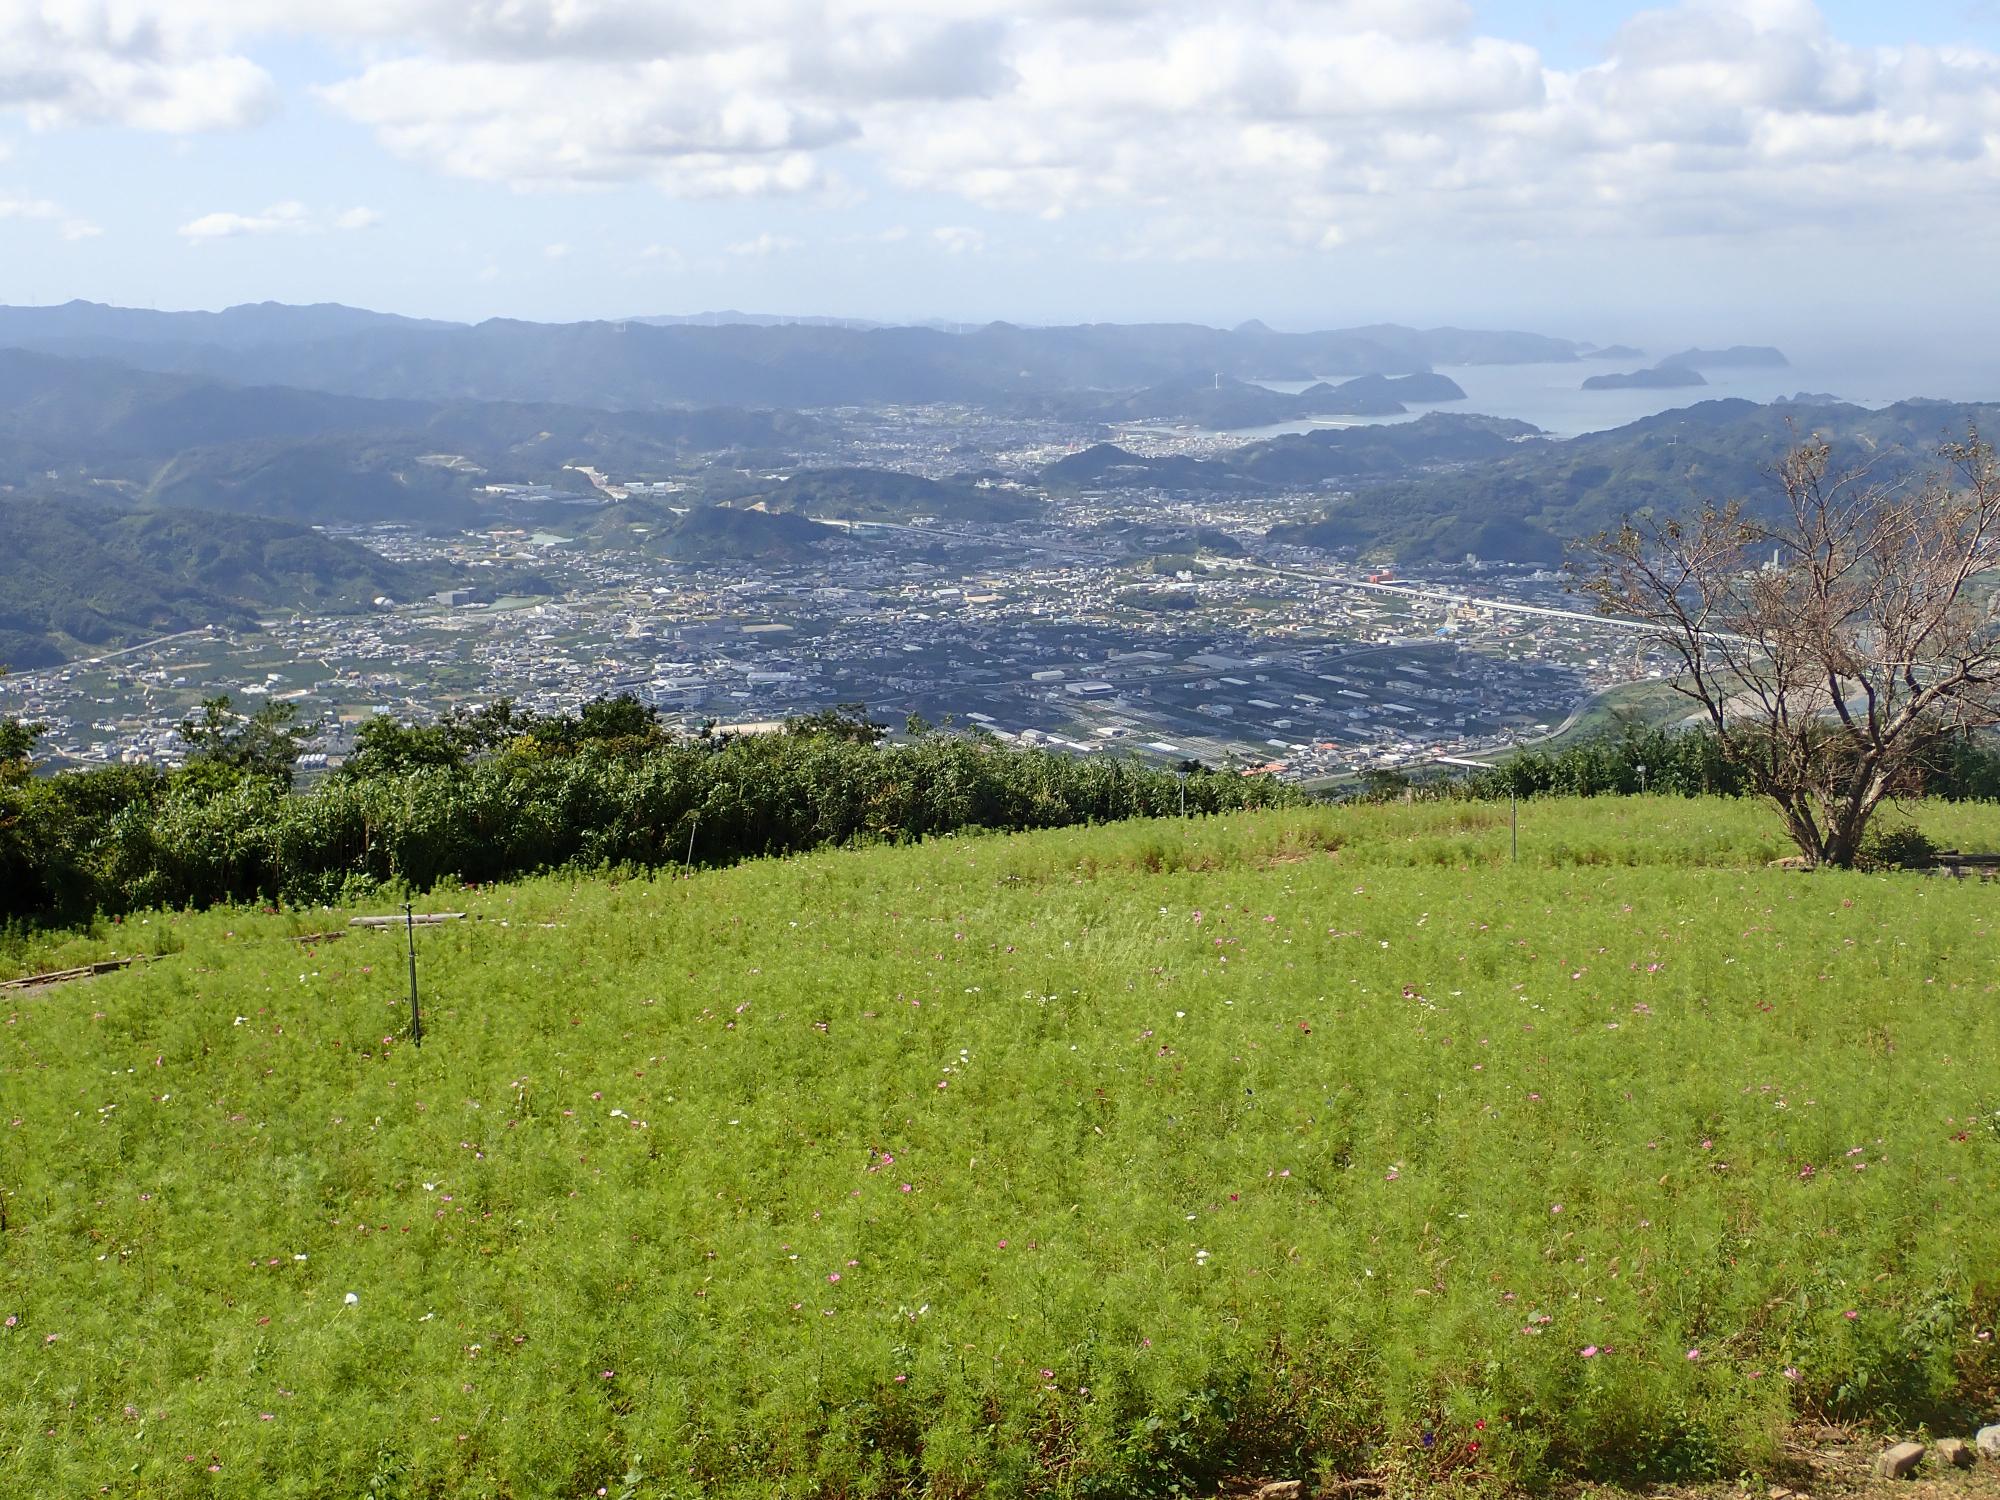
[1661,345,1789,370]
[1581,363,1709,391]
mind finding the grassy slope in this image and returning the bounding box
[1526,679,1697,752]
[4,798,2000,1498]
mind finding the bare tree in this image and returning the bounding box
[1573,433,2000,867]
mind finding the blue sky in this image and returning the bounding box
[2,0,1998,350]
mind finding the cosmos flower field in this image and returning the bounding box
[4,797,1999,1499]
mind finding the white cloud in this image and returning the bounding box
[7,1,2000,261]
[0,193,63,221]
[1,191,100,240]
[0,6,276,131]
[931,225,983,254]
[179,200,383,241]
[543,241,571,260]
[727,231,802,257]
[178,200,312,240]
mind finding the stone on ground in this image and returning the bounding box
[1934,1437,1972,1469]
[1876,1442,1925,1480]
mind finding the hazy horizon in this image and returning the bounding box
[3,1,1999,354]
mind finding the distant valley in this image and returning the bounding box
[0,298,1917,709]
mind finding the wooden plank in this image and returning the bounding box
[0,955,143,992]
[347,912,467,929]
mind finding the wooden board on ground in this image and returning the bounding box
[0,955,145,993]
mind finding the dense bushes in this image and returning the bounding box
[0,713,1298,924]
[12,692,1996,927]
[1390,724,2000,809]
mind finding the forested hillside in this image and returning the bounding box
[1269,398,2000,561]
[0,498,453,666]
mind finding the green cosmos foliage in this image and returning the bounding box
[3,797,1998,1498]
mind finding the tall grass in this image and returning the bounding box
[2,798,1997,1497]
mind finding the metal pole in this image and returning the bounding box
[1177,771,1187,818]
[683,814,699,877]
[1511,789,1518,863]
[404,901,423,1049]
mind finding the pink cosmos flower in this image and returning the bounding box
[1580,1345,1598,1358]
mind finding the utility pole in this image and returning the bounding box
[403,902,423,1048]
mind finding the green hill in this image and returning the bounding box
[0,496,454,665]
[575,499,851,564]
[4,797,1998,1497]
[1268,398,2000,564]
[740,466,1043,524]
[657,503,848,563]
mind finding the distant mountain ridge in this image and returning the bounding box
[0,299,459,352]
[0,300,1585,411]
[0,347,825,523]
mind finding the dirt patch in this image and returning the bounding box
[1221,1428,2000,1500]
